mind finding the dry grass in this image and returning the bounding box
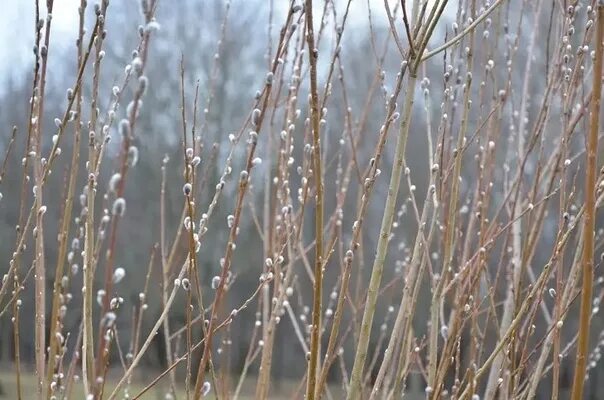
[0,368,328,400]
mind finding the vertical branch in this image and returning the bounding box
[82,169,96,395]
[347,72,418,400]
[13,291,22,400]
[45,0,86,396]
[305,0,325,398]
[159,155,178,397]
[33,1,55,395]
[570,3,603,400]
[85,0,109,391]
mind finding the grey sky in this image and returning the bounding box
[0,0,78,84]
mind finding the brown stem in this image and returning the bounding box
[305,0,325,398]
[570,3,603,399]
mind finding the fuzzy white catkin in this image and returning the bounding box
[112,267,125,284]
[108,173,121,192]
[252,108,261,126]
[201,382,211,397]
[128,146,139,167]
[112,198,126,216]
[119,119,130,137]
[211,276,221,289]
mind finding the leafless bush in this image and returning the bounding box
[1,0,604,399]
